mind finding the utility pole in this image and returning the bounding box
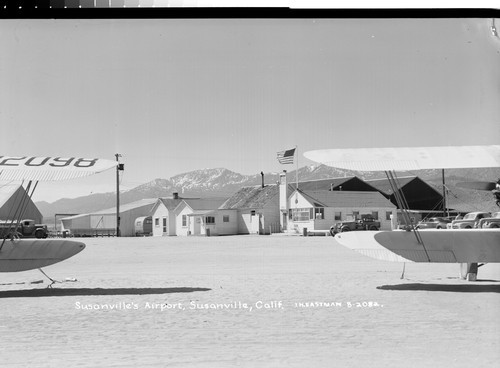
[115,153,124,237]
[442,169,448,217]
[295,145,299,207]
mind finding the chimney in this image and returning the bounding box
[173,192,179,199]
[261,171,264,188]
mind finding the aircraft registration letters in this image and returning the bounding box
[0,156,99,168]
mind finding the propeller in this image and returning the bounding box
[456,181,498,191]
[456,179,500,207]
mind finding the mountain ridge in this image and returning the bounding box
[36,165,499,221]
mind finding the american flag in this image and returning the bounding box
[277,148,296,164]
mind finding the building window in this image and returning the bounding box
[371,211,379,220]
[314,207,324,220]
[206,216,215,224]
[335,212,342,221]
[155,218,160,227]
[291,208,312,222]
[352,211,359,219]
[386,211,392,221]
[162,217,167,233]
[223,215,230,223]
[182,215,187,227]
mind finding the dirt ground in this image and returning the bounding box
[1,235,499,367]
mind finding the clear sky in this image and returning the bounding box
[1,16,499,202]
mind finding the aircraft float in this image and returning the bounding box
[0,156,117,283]
[304,145,500,281]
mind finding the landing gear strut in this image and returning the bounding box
[460,262,484,281]
[38,268,60,288]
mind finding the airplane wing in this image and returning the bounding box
[0,156,117,181]
[0,156,117,274]
[304,145,500,171]
[335,229,500,263]
[305,144,500,272]
[0,239,86,272]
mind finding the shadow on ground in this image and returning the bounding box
[377,283,500,293]
[0,287,211,298]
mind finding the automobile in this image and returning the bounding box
[477,212,500,228]
[416,217,452,230]
[450,212,491,229]
[446,215,463,229]
[329,214,380,236]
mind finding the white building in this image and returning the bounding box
[61,198,157,237]
[150,194,186,236]
[219,185,281,234]
[286,190,397,233]
[175,198,231,236]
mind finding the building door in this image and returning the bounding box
[282,212,287,231]
[251,213,260,234]
[194,216,201,235]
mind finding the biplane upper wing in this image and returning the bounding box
[304,145,500,268]
[304,145,500,171]
[0,156,117,274]
[0,156,117,181]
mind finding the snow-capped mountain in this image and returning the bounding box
[36,165,499,221]
[36,168,278,219]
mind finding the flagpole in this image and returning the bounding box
[295,145,298,208]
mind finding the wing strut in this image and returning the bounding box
[384,170,431,262]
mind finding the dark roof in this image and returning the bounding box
[365,176,443,211]
[298,190,396,208]
[364,176,418,195]
[0,184,42,221]
[288,177,378,192]
[220,185,279,210]
[0,184,22,208]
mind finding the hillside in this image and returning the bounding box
[36,166,499,221]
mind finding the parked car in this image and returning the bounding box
[446,215,463,229]
[476,212,500,228]
[450,212,491,229]
[416,217,452,229]
[330,214,380,236]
